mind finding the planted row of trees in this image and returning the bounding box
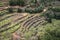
[7,5,44,13]
[9,0,40,6]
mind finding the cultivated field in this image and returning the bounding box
[0,0,60,40]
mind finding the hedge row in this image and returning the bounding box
[8,4,44,13]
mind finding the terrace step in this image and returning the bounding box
[15,14,35,33]
[0,14,29,34]
[22,14,39,27]
[0,13,16,22]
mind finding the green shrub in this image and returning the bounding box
[50,7,60,19]
[17,0,25,6]
[8,8,13,13]
[17,8,22,13]
[33,5,44,13]
[25,4,44,13]
[38,20,60,40]
[9,0,25,6]
[45,13,52,23]
[25,8,33,13]
[45,12,60,20]
[30,0,37,3]
[30,0,37,6]
[9,0,17,6]
[52,7,60,12]
[41,24,60,40]
[54,13,60,19]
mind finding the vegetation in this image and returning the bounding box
[9,0,25,6]
[17,0,25,6]
[9,0,17,6]
[7,8,13,13]
[52,7,60,12]
[0,0,60,40]
[25,4,44,13]
[17,8,22,13]
[0,10,8,16]
[39,19,60,40]
[0,1,4,7]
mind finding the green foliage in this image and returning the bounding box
[0,10,8,16]
[54,13,60,19]
[30,0,37,6]
[44,7,60,22]
[34,4,44,13]
[40,0,54,4]
[39,19,60,40]
[9,0,25,6]
[30,0,37,3]
[0,18,12,28]
[24,31,33,40]
[0,2,4,7]
[17,8,22,13]
[8,8,13,13]
[0,12,4,16]
[17,0,25,6]
[50,7,60,19]
[52,7,60,12]
[9,0,17,6]
[44,11,52,23]
[25,4,44,13]
[39,0,54,7]
[1,0,60,40]
[25,8,33,13]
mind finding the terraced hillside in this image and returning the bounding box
[0,7,60,40]
[0,0,60,40]
[0,13,47,40]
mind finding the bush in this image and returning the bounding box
[50,7,60,19]
[38,20,60,40]
[8,8,13,13]
[9,0,25,6]
[45,12,52,23]
[34,5,44,13]
[9,0,17,6]
[17,0,25,6]
[52,7,60,12]
[25,4,44,13]
[54,12,60,19]
[17,8,22,13]
[45,12,60,20]
[41,24,60,40]
[25,8,33,13]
